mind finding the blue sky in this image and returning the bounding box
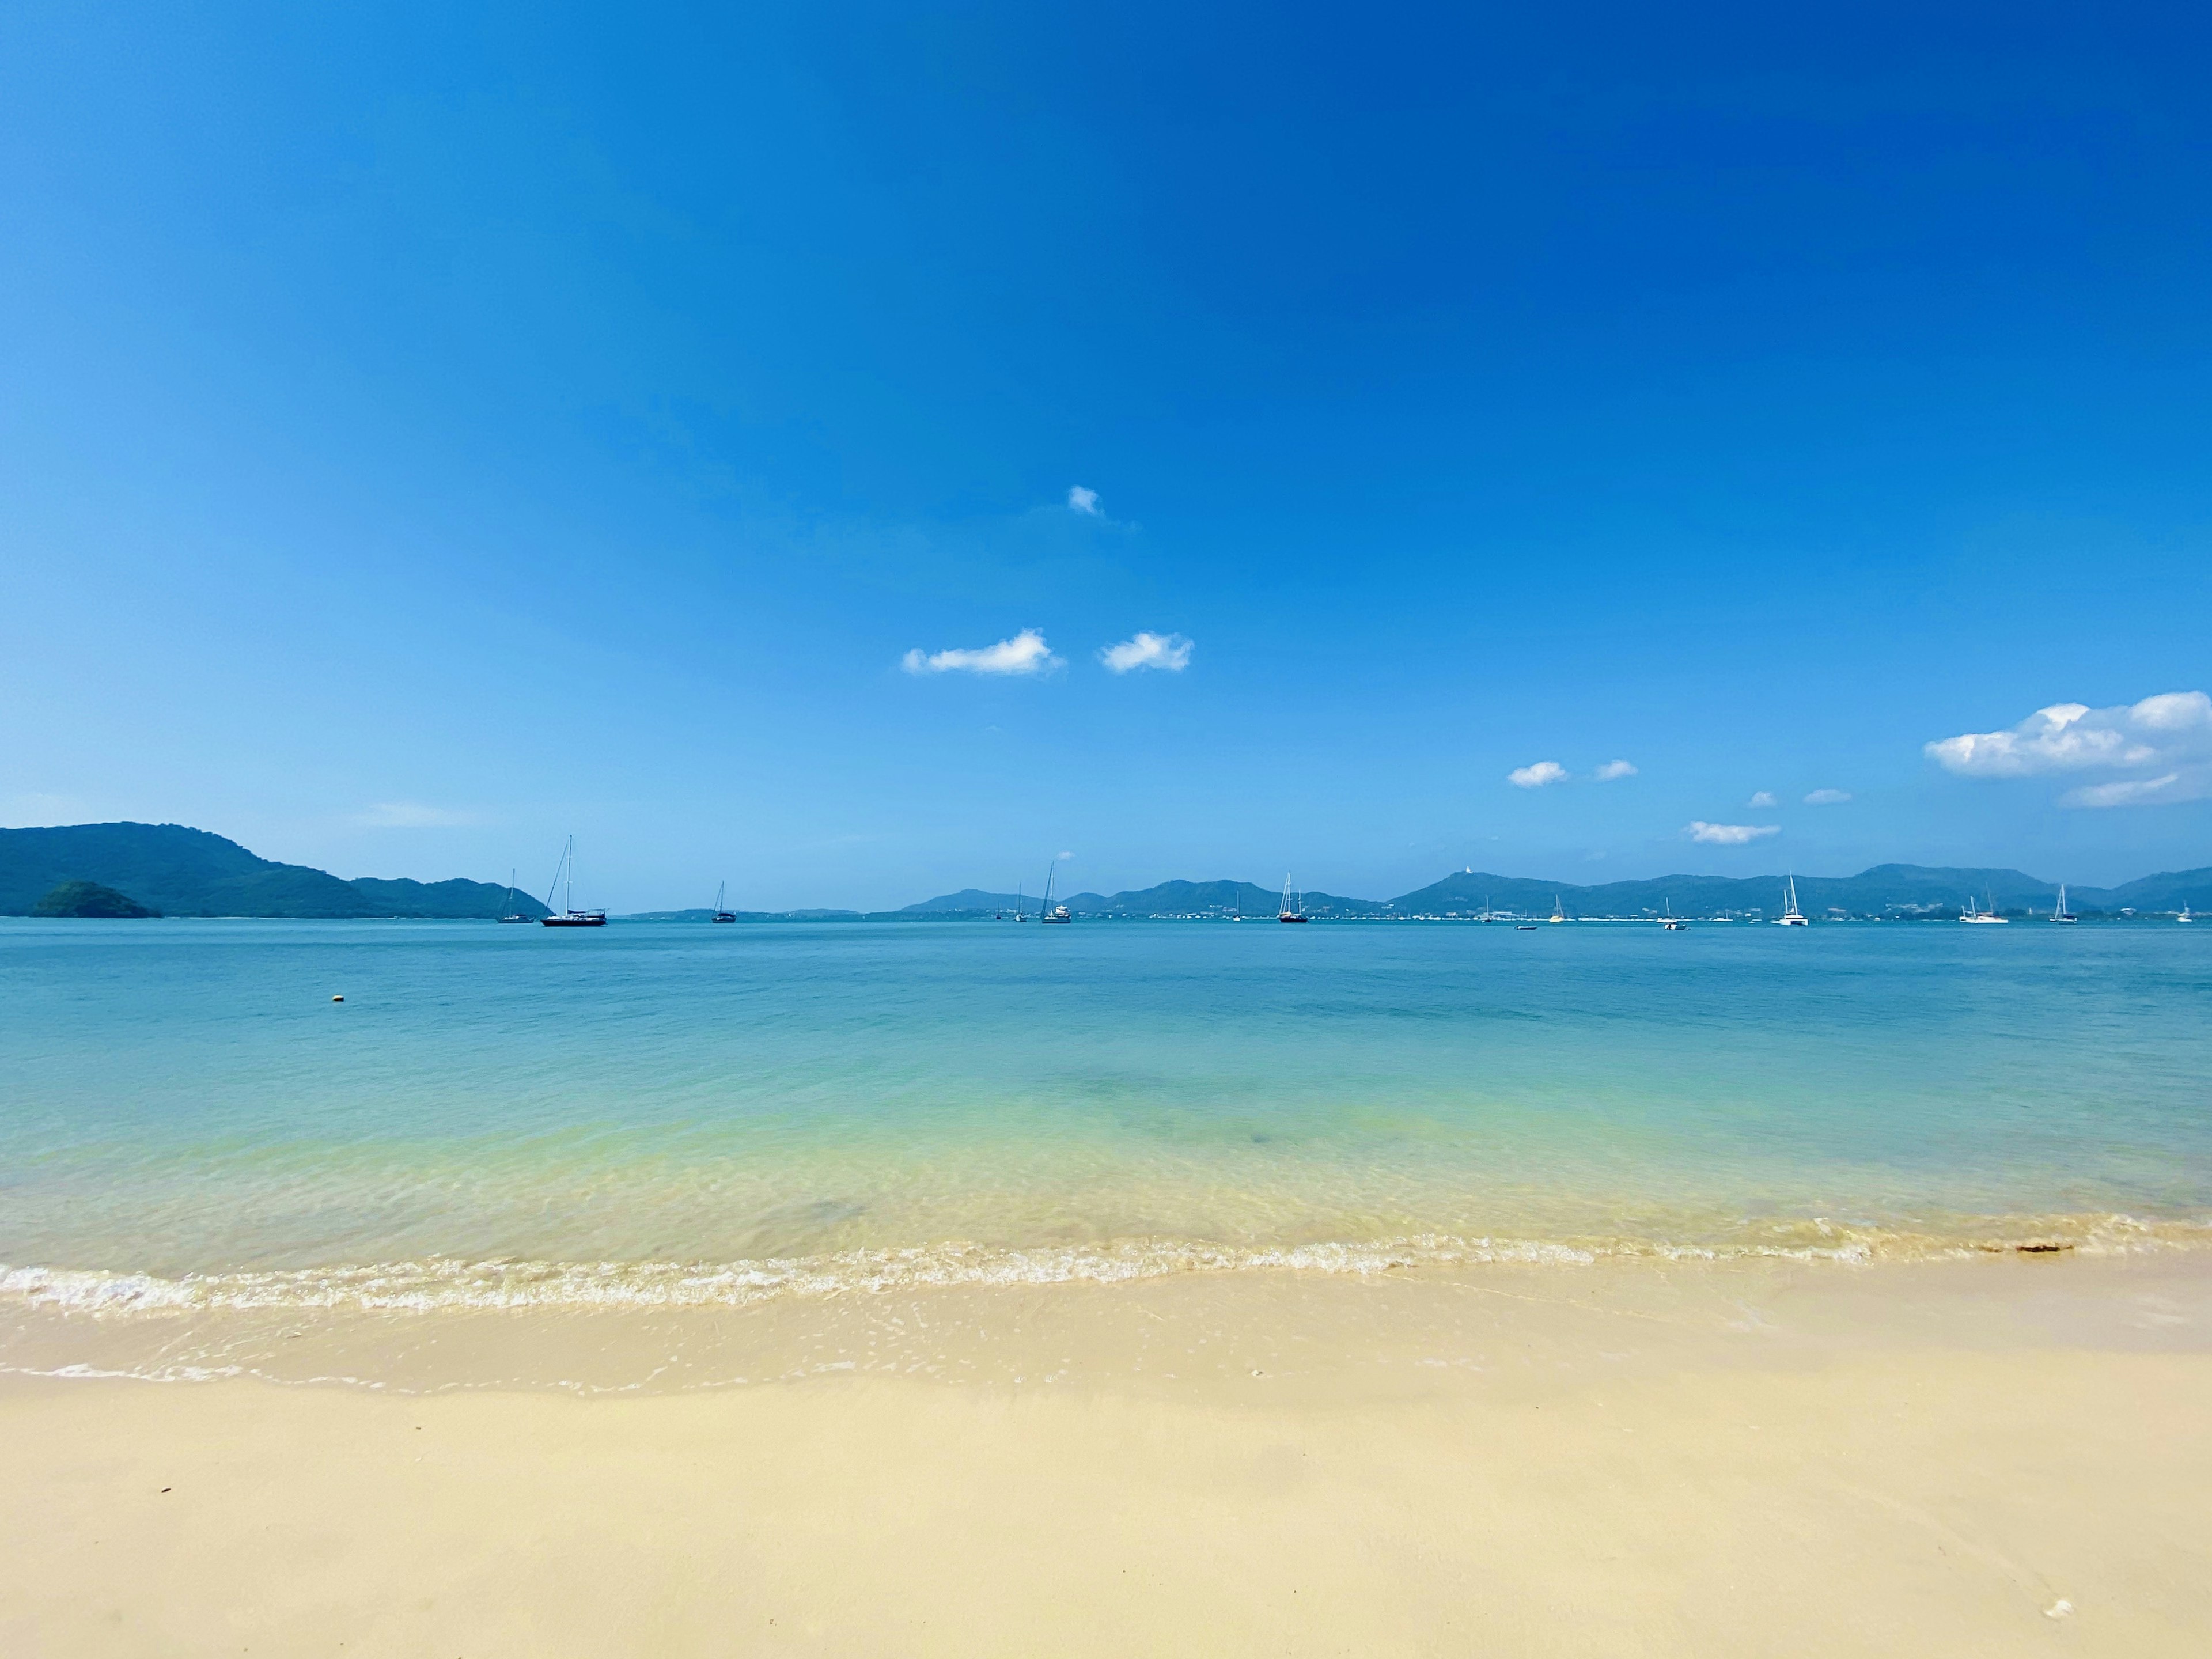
[3,2,2209,908]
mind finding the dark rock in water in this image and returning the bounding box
[33,879,160,918]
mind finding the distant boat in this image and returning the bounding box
[1773,876,1809,925]
[1549,895,1566,923]
[1039,865,1071,923]
[2182,904,2196,923]
[497,868,533,923]
[1514,923,1538,931]
[711,881,736,923]
[539,837,607,927]
[1960,889,2008,924]
[2052,884,2076,924]
[1279,873,1309,923]
[1661,900,1685,930]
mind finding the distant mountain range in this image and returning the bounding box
[899,863,2212,919]
[3,821,2205,921]
[0,824,547,918]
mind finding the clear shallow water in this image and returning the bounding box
[2,918,2208,1310]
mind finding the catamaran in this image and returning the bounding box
[539,837,607,927]
[1960,889,2008,924]
[1279,874,1308,922]
[2052,884,2076,924]
[497,868,533,923]
[711,881,736,923]
[1772,876,1809,925]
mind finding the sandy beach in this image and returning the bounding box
[4,1251,2207,1656]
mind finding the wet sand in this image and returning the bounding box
[2,1253,2207,1655]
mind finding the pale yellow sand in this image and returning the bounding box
[3,1255,2207,1656]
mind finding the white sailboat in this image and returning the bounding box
[2051,885,2076,924]
[1661,900,1685,930]
[1549,894,1566,923]
[2181,904,2195,923]
[1040,864,1071,923]
[497,868,533,923]
[711,881,736,923]
[1960,889,2008,924]
[1772,876,1809,925]
[1278,874,1308,922]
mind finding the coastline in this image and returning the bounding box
[3,1252,2207,1654]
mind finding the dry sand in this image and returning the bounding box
[3,1252,2207,1656]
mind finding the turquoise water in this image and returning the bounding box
[2,918,2209,1308]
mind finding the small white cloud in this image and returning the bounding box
[1067,486,1101,516]
[1592,760,1638,782]
[2065,773,2184,808]
[1804,789,1852,805]
[1509,761,1569,789]
[1686,821,1781,846]
[1747,791,1777,808]
[902,629,1062,676]
[354,802,476,828]
[1099,631,1193,673]
[1056,850,1075,861]
[1925,691,2212,807]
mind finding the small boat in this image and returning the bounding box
[1772,876,1809,925]
[2182,904,2196,923]
[497,868,534,923]
[1549,895,1566,923]
[1279,874,1309,922]
[1959,889,2008,924]
[1514,923,1538,931]
[711,881,736,923]
[1660,900,1685,930]
[539,837,608,927]
[1039,865,1072,923]
[2052,884,2076,924]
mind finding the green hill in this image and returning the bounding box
[0,823,547,919]
[32,879,160,918]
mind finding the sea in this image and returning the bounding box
[3,915,2208,1335]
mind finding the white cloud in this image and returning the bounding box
[1685,821,1780,845]
[902,629,1062,676]
[1804,789,1852,805]
[1099,631,1194,673]
[1067,486,1101,516]
[1592,760,1638,781]
[1509,761,1569,789]
[1747,791,1777,808]
[1056,850,1075,861]
[354,802,476,828]
[1925,691,2212,806]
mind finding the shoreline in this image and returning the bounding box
[2,1252,2207,1653]
[6,1228,2211,1393]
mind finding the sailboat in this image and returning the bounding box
[539,837,608,927]
[1959,889,2008,924]
[2052,885,2077,924]
[1661,900,1685,930]
[497,869,533,923]
[711,881,736,923]
[1772,876,1809,925]
[1278,873,1308,922]
[1039,865,1071,923]
[2181,904,2195,923]
[1549,895,1566,923]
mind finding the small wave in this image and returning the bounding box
[3,1214,2205,1317]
